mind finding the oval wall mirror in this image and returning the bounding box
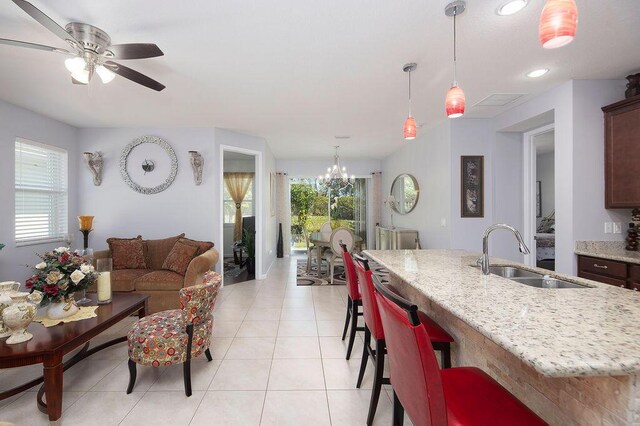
[390,174,420,214]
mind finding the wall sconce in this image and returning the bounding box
[83,152,103,186]
[189,151,204,185]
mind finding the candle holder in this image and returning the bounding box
[78,216,94,250]
[96,258,112,304]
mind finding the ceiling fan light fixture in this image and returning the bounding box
[497,0,527,16]
[64,56,86,74]
[71,68,90,84]
[96,65,115,83]
[539,0,578,49]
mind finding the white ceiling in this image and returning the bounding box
[0,0,638,160]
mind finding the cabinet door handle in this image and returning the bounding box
[593,264,608,270]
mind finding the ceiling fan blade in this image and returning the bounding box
[107,43,164,60]
[11,0,80,49]
[0,37,70,53]
[104,61,165,92]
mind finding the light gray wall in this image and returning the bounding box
[536,151,555,227]
[381,121,452,249]
[76,127,276,277]
[0,100,79,282]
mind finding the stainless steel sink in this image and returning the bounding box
[472,265,592,289]
[510,277,590,289]
[487,266,542,279]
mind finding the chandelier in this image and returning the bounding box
[319,146,355,184]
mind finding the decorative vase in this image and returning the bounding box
[0,281,21,339]
[2,291,42,344]
[47,294,80,320]
[277,223,284,258]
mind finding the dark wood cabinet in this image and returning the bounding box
[577,255,640,290]
[602,95,640,209]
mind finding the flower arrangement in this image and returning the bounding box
[26,247,98,307]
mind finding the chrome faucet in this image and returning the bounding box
[477,224,530,275]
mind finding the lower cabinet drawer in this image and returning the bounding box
[578,256,627,280]
[578,271,627,288]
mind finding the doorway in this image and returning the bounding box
[220,147,261,284]
[523,124,555,270]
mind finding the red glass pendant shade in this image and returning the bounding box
[403,116,417,140]
[445,85,465,118]
[539,0,578,49]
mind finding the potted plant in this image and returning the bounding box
[242,229,256,275]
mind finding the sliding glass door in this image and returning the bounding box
[290,177,368,252]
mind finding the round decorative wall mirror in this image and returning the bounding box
[390,174,420,214]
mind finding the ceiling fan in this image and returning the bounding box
[0,0,166,91]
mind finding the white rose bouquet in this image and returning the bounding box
[26,247,98,306]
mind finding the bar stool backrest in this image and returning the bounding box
[372,274,447,426]
[353,254,384,340]
[340,242,360,301]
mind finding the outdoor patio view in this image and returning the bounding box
[290,177,367,252]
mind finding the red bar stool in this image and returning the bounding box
[339,242,364,360]
[353,254,453,426]
[372,274,547,426]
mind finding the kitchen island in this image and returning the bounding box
[364,249,640,425]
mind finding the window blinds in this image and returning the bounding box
[15,139,68,245]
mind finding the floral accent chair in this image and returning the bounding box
[126,271,222,396]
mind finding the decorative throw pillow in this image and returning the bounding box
[162,240,199,276]
[107,236,147,270]
[143,233,186,270]
[179,237,214,255]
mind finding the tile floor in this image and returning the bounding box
[0,257,412,425]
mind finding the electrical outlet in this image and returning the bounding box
[604,222,613,234]
[613,222,622,234]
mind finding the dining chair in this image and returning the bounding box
[304,227,324,275]
[324,227,354,284]
[353,254,453,426]
[320,220,332,233]
[126,271,222,397]
[339,242,364,360]
[372,274,547,426]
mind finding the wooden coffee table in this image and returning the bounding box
[0,293,148,421]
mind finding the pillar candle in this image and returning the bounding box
[97,271,111,303]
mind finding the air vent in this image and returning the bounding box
[473,93,526,107]
[334,136,351,139]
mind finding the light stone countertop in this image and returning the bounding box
[575,240,640,265]
[364,249,640,378]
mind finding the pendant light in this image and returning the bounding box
[539,0,578,49]
[403,63,417,140]
[445,1,466,119]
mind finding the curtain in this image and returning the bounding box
[224,172,254,241]
[275,172,291,256]
[354,178,367,247]
[371,172,382,228]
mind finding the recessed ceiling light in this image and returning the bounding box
[526,68,549,78]
[497,0,527,16]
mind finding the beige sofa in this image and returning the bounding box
[93,234,219,314]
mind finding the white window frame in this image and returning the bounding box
[14,138,69,247]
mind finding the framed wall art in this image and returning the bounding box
[461,155,484,218]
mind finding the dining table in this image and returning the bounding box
[308,232,363,278]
